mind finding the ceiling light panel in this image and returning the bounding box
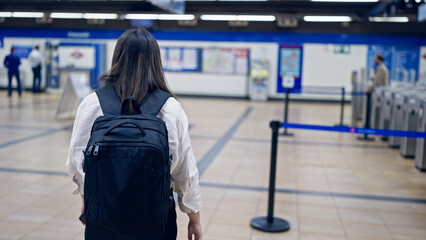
[0,12,12,18]
[12,12,44,18]
[200,15,275,21]
[124,14,158,20]
[303,16,352,22]
[50,12,84,19]
[368,16,409,22]
[311,0,379,2]
[157,14,195,20]
[123,14,195,20]
[83,13,118,20]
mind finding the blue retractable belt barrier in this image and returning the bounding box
[281,122,426,138]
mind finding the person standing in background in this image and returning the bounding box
[364,54,389,129]
[3,47,22,97]
[366,54,389,94]
[28,45,43,93]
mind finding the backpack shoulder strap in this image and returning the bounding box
[140,89,172,116]
[95,85,121,116]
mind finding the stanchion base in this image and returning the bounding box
[279,132,294,137]
[357,135,375,141]
[250,217,290,233]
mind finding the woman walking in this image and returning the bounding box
[66,28,202,240]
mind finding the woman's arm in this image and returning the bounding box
[159,98,202,238]
[187,211,202,240]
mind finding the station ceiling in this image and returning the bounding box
[0,0,425,35]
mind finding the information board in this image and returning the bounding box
[202,48,249,75]
[366,45,394,81]
[367,45,420,82]
[160,47,199,72]
[277,45,302,93]
[393,47,419,82]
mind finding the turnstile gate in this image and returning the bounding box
[370,87,386,129]
[415,98,426,171]
[401,94,423,158]
[388,92,404,148]
[379,89,394,140]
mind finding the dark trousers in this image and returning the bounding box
[365,92,372,129]
[7,72,22,97]
[32,65,41,93]
[85,200,177,240]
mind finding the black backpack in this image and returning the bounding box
[82,85,172,238]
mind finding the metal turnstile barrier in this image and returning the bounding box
[379,89,393,140]
[351,69,369,127]
[388,92,405,148]
[415,98,426,171]
[370,87,386,129]
[401,93,426,158]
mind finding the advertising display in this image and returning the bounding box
[277,45,302,93]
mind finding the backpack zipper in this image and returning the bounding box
[93,144,100,156]
[86,144,94,155]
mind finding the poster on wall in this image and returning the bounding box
[202,48,249,75]
[160,47,168,69]
[161,47,199,72]
[182,48,198,70]
[58,46,95,69]
[393,47,419,82]
[277,45,303,93]
[420,47,426,84]
[11,45,32,59]
[167,47,182,70]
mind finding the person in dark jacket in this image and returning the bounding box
[4,47,22,97]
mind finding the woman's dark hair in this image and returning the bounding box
[99,28,174,105]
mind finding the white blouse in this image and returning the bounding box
[66,92,202,214]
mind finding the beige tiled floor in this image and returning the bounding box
[0,91,425,240]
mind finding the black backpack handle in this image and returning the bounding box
[104,120,146,137]
[121,96,141,115]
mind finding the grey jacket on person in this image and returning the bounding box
[367,63,389,93]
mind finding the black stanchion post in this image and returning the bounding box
[281,88,294,136]
[358,92,375,141]
[335,87,347,127]
[251,121,290,233]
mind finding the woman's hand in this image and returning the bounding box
[80,194,85,226]
[187,211,202,240]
